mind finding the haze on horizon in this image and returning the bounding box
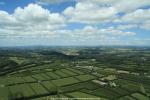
[0,0,150,46]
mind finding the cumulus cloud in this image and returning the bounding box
[59,26,136,39]
[51,26,136,45]
[102,27,136,36]
[117,24,138,30]
[114,0,150,12]
[0,4,66,38]
[140,21,150,30]
[0,1,149,46]
[37,0,74,5]
[116,9,150,30]
[121,9,150,23]
[63,0,150,24]
[63,2,117,24]
[14,4,65,25]
[78,0,150,12]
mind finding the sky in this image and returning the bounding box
[0,0,150,46]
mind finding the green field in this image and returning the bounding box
[75,74,96,81]
[30,83,48,95]
[66,91,102,98]
[52,77,80,87]
[0,47,150,100]
[131,93,149,100]
[9,84,35,99]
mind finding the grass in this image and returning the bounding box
[7,77,25,85]
[90,87,121,99]
[52,77,80,87]
[55,70,70,77]
[97,69,117,75]
[46,72,61,79]
[75,74,96,81]
[39,73,51,80]
[119,96,135,100]
[32,74,47,81]
[23,76,36,82]
[143,84,150,95]
[0,77,7,85]
[66,91,103,99]
[114,79,133,85]
[60,69,77,76]
[9,84,35,99]
[9,57,27,64]
[41,81,56,92]
[30,83,48,95]
[31,94,68,100]
[121,84,141,93]
[100,86,129,97]
[66,68,85,75]
[114,79,141,93]
[103,75,117,81]
[61,81,99,93]
[92,72,105,77]
[118,74,150,86]
[0,87,10,100]
[31,96,49,100]
[131,93,149,100]
[0,76,25,86]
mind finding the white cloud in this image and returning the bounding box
[37,0,74,4]
[117,24,138,30]
[0,11,16,25]
[51,26,136,45]
[63,0,150,24]
[78,0,150,12]
[116,9,150,30]
[121,9,150,23]
[60,26,136,39]
[0,1,148,46]
[140,21,150,30]
[14,4,65,25]
[100,27,136,36]
[0,4,66,38]
[63,2,117,24]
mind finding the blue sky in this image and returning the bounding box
[0,0,150,46]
